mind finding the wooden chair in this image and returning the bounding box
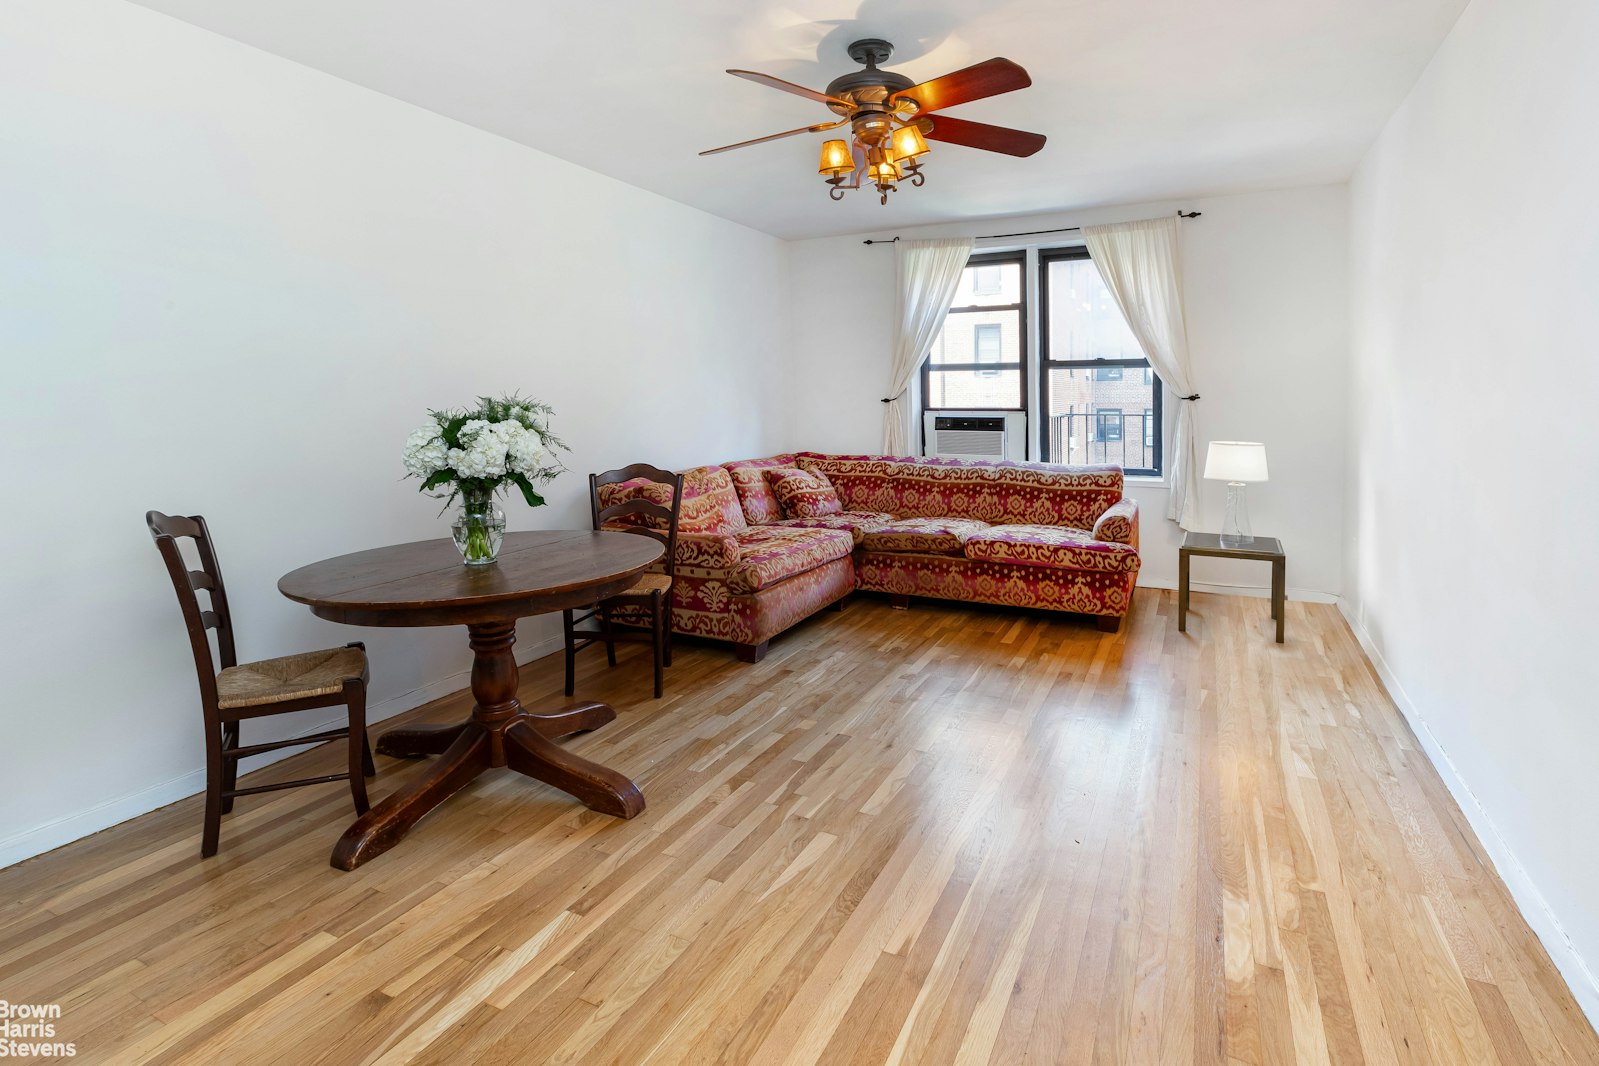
[562,465,683,700]
[146,511,375,858]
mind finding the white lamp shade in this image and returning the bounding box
[1203,441,1269,482]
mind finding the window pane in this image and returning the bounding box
[926,368,1021,409]
[950,261,1022,307]
[1045,257,1142,361]
[1044,367,1157,469]
[927,309,1020,365]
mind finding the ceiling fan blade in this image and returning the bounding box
[892,58,1031,114]
[699,119,848,157]
[919,115,1046,157]
[727,69,851,108]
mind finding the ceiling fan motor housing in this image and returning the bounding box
[826,38,917,119]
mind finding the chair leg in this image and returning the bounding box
[361,726,376,778]
[345,681,370,816]
[662,592,674,668]
[563,608,578,698]
[601,606,618,667]
[219,721,240,815]
[202,718,225,858]
[652,593,665,700]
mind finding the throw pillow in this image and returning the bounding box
[766,468,843,519]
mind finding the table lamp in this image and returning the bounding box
[1203,441,1268,547]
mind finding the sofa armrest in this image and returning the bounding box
[673,532,741,570]
[1092,498,1139,548]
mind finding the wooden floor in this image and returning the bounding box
[3,591,1596,1065]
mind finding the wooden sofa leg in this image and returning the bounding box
[1095,614,1123,633]
[735,640,769,664]
[826,596,847,612]
[889,594,910,610]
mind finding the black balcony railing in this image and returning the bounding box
[1047,412,1156,472]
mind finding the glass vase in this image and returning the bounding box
[451,486,505,566]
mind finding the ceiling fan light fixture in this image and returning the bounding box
[707,40,1046,207]
[817,139,854,177]
[890,124,929,162]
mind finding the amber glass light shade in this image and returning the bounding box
[890,125,929,162]
[817,139,854,177]
[863,145,898,183]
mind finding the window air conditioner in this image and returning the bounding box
[922,412,1028,461]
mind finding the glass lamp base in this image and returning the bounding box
[1220,482,1252,548]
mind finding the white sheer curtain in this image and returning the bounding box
[1082,216,1200,529]
[883,237,974,455]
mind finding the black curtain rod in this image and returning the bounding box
[861,210,1201,245]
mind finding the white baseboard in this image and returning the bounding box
[0,634,566,871]
[1137,575,1338,604]
[1337,600,1599,1029]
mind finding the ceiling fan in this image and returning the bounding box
[700,39,1046,205]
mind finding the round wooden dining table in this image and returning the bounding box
[278,529,664,870]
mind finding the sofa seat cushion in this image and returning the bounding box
[964,524,1142,573]
[861,517,990,556]
[727,525,855,594]
[770,511,894,545]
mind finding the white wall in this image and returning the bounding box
[786,185,1350,598]
[0,0,791,866]
[1346,0,1599,1022]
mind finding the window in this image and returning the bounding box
[1040,248,1162,476]
[973,323,1001,377]
[922,253,1024,412]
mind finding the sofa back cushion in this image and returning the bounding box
[722,454,799,525]
[767,468,844,518]
[593,478,675,530]
[797,453,1124,529]
[597,465,746,535]
[677,466,748,534]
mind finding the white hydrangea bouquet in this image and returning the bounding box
[402,394,568,564]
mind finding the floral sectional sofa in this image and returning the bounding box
[601,452,1140,663]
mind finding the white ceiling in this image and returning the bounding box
[130,0,1466,240]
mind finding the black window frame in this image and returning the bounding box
[1038,246,1163,477]
[921,250,1027,416]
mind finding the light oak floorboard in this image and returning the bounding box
[2,591,1594,1065]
